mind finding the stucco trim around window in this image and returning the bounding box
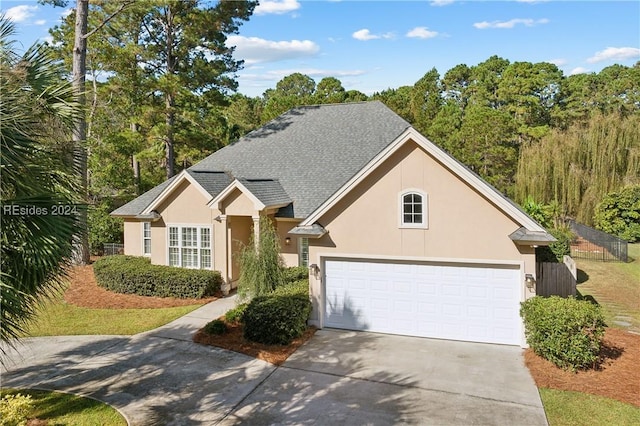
[399,189,428,229]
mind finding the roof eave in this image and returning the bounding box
[288,223,328,238]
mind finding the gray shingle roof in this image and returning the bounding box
[192,101,410,217]
[112,101,410,218]
[111,175,178,217]
[238,178,291,207]
[187,170,232,197]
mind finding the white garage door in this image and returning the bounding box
[324,259,522,345]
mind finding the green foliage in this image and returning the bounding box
[520,296,605,370]
[237,216,285,300]
[536,227,574,263]
[594,185,640,242]
[93,255,221,299]
[0,18,83,351]
[522,195,553,228]
[516,113,640,225]
[0,388,127,426]
[0,393,33,426]
[283,266,309,284]
[271,279,309,298]
[224,303,248,324]
[88,201,124,255]
[243,293,312,345]
[203,319,227,335]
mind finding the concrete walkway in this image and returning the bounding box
[1,296,548,425]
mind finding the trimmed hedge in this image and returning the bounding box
[204,319,227,335]
[243,293,312,345]
[93,255,221,299]
[283,266,309,284]
[224,303,248,324]
[271,279,309,297]
[520,296,605,370]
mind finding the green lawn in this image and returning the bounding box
[26,296,202,336]
[0,388,127,425]
[575,243,640,332]
[540,388,640,426]
[539,244,640,425]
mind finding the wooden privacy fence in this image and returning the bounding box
[536,256,577,298]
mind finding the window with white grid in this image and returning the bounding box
[167,225,212,269]
[399,190,428,229]
[143,222,151,256]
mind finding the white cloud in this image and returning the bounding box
[352,29,394,41]
[587,47,640,63]
[255,0,301,15]
[240,68,366,82]
[430,0,454,6]
[61,8,73,18]
[570,67,590,75]
[473,18,549,29]
[34,19,46,26]
[548,58,567,66]
[5,5,38,23]
[227,35,319,64]
[353,29,379,41]
[406,27,439,39]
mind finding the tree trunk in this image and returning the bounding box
[72,0,90,265]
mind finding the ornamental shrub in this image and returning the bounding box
[93,255,221,299]
[224,303,248,324]
[283,266,309,284]
[520,296,605,370]
[0,393,34,426]
[594,185,640,242]
[203,319,227,335]
[536,227,573,263]
[243,293,312,345]
[237,216,285,300]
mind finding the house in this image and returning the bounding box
[112,101,554,346]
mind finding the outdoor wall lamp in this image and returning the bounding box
[309,264,320,275]
[525,274,536,290]
[284,237,291,246]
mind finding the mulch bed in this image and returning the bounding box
[525,327,640,407]
[193,323,317,366]
[63,262,217,309]
[64,262,639,405]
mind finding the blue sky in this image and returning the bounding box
[2,0,639,97]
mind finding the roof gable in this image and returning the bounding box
[301,127,547,234]
[208,178,291,212]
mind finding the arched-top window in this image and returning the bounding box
[400,190,428,228]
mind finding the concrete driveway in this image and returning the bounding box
[1,300,547,425]
[225,329,548,425]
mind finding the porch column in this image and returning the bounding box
[216,215,232,295]
[252,215,260,247]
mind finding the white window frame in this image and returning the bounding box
[142,222,151,256]
[166,224,213,269]
[399,189,428,229]
[299,237,309,267]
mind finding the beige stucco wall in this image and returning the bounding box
[123,221,143,256]
[275,219,302,267]
[148,180,215,266]
[308,139,537,323]
[221,188,257,216]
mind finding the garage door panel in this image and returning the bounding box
[324,259,521,345]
